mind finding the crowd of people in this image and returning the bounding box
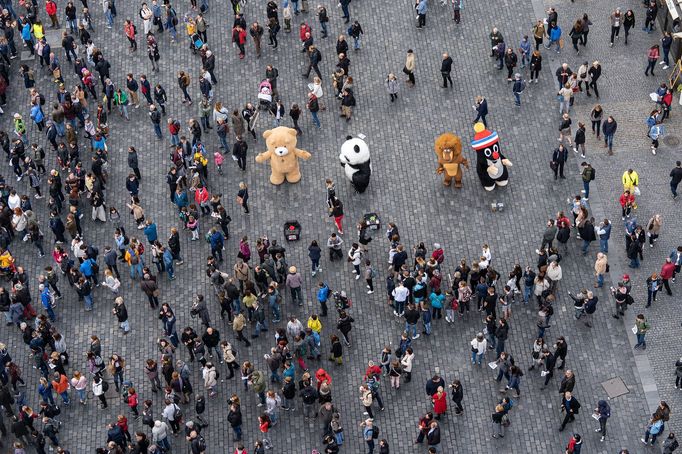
[0,0,679,453]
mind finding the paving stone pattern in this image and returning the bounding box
[1,0,673,452]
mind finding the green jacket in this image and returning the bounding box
[251,370,266,393]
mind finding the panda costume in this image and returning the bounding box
[470,122,512,191]
[339,135,372,193]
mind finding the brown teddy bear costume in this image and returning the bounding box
[255,126,312,184]
[434,132,469,188]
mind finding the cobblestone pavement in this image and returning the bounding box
[0,0,675,452]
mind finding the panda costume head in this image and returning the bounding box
[470,123,510,191]
[339,135,372,194]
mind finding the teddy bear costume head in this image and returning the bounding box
[255,126,312,185]
[470,122,512,191]
[434,133,469,188]
[339,135,371,193]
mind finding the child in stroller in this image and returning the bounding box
[258,79,273,111]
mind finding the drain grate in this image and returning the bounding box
[601,377,630,399]
[664,135,680,147]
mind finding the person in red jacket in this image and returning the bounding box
[194,184,210,216]
[364,361,382,380]
[315,368,332,390]
[126,387,139,418]
[45,0,60,28]
[619,190,635,220]
[431,386,447,420]
[660,257,676,296]
[233,25,247,59]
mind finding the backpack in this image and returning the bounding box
[214,369,220,380]
[101,380,109,392]
[370,267,377,279]
[371,425,379,439]
[173,404,183,421]
[39,93,46,105]
[196,435,207,451]
[589,168,596,181]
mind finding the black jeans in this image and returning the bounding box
[580,31,589,46]
[553,161,565,178]
[589,80,599,98]
[441,72,452,87]
[530,68,540,80]
[417,14,426,27]
[610,26,620,43]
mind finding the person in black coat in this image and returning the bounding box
[551,144,568,179]
[578,217,596,255]
[425,375,445,397]
[540,349,556,389]
[426,421,441,448]
[440,53,453,88]
[559,391,581,431]
[449,380,464,414]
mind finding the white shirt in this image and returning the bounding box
[7,194,20,210]
[392,286,409,302]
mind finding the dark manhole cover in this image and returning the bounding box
[664,135,680,147]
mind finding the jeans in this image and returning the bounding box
[423,321,431,335]
[311,258,319,273]
[394,299,405,315]
[599,238,609,253]
[117,104,129,119]
[604,134,614,151]
[270,302,281,321]
[153,123,162,138]
[341,3,349,18]
[232,425,242,441]
[84,294,93,310]
[166,263,175,279]
[513,92,521,106]
[471,351,483,365]
[629,256,640,268]
[559,100,570,114]
[320,21,328,36]
[353,36,361,49]
[583,180,590,199]
[581,240,590,255]
[405,322,417,338]
[636,333,646,347]
[120,320,130,332]
[130,262,143,279]
[597,273,604,288]
[610,26,620,43]
[76,388,86,402]
[644,429,658,444]
[218,134,230,152]
[310,111,321,128]
[290,287,302,305]
[523,285,532,303]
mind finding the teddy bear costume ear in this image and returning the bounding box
[263,130,272,140]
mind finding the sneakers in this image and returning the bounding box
[355,275,360,280]
[393,311,399,317]
[367,290,374,294]
[412,334,420,340]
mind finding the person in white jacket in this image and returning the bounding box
[202,362,217,397]
[470,333,487,366]
[400,348,415,382]
[102,269,121,294]
[152,420,171,451]
[546,260,563,294]
[348,243,363,279]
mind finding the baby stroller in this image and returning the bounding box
[191,33,204,54]
[257,79,273,111]
[120,379,133,403]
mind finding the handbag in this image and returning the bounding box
[634,186,641,196]
[236,196,243,205]
[152,289,160,297]
[550,161,558,171]
[402,66,410,75]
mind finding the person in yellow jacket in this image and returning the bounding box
[307,314,322,333]
[622,168,639,193]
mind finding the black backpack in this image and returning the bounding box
[101,380,109,392]
[589,168,596,181]
[371,425,379,439]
